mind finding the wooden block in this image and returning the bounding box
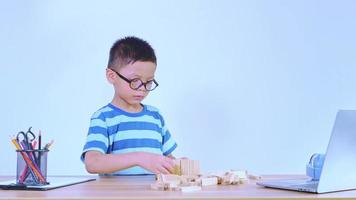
[163,174,182,185]
[165,182,179,191]
[180,159,190,176]
[173,159,182,175]
[156,174,165,182]
[216,176,223,185]
[201,177,218,186]
[161,174,179,181]
[232,170,247,179]
[179,159,200,176]
[173,164,181,175]
[205,172,224,184]
[192,160,200,175]
[248,174,262,180]
[180,175,198,186]
[180,185,202,192]
[233,170,248,184]
[225,173,236,185]
[151,182,180,191]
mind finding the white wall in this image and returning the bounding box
[1,0,356,176]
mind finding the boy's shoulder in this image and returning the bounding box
[144,104,160,113]
[90,104,114,119]
[145,104,167,117]
[144,104,167,126]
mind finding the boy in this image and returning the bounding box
[81,36,177,175]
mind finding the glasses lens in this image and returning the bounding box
[145,81,153,90]
[130,79,143,89]
[146,80,158,91]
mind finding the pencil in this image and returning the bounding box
[44,139,54,150]
[11,138,46,184]
[12,139,39,184]
[19,141,42,177]
[19,141,37,183]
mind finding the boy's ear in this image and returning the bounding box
[106,68,116,84]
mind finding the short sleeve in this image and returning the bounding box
[80,112,109,162]
[160,117,177,156]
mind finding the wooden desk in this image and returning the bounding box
[1,175,356,199]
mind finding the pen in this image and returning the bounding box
[38,130,42,150]
[38,130,42,171]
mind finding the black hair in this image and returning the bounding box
[107,36,157,69]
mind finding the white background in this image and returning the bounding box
[1,0,355,175]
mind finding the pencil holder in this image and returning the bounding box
[16,149,49,185]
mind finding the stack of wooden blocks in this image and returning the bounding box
[215,170,248,185]
[150,158,258,192]
[173,158,200,176]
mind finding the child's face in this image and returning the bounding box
[108,61,157,106]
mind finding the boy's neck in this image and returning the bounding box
[111,98,143,113]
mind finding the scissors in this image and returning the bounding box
[16,127,36,150]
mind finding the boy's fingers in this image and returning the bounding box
[158,166,170,174]
[163,162,174,173]
[165,158,175,170]
[164,157,175,166]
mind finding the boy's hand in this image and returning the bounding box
[138,152,175,174]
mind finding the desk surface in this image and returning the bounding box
[1,175,356,200]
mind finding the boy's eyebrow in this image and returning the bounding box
[129,74,155,80]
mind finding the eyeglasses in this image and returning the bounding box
[109,68,159,91]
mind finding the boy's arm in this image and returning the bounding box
[84,151,175,174]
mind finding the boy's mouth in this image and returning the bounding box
[133,95,145,100]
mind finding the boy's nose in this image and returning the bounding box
[136,85,148,92]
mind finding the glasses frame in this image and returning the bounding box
[109,68,159,91]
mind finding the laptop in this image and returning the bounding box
[0,177,96,190]
[257,110,356,193]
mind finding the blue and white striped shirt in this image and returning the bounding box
[81,103,177,175]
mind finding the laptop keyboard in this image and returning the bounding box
[294,182,318,189]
